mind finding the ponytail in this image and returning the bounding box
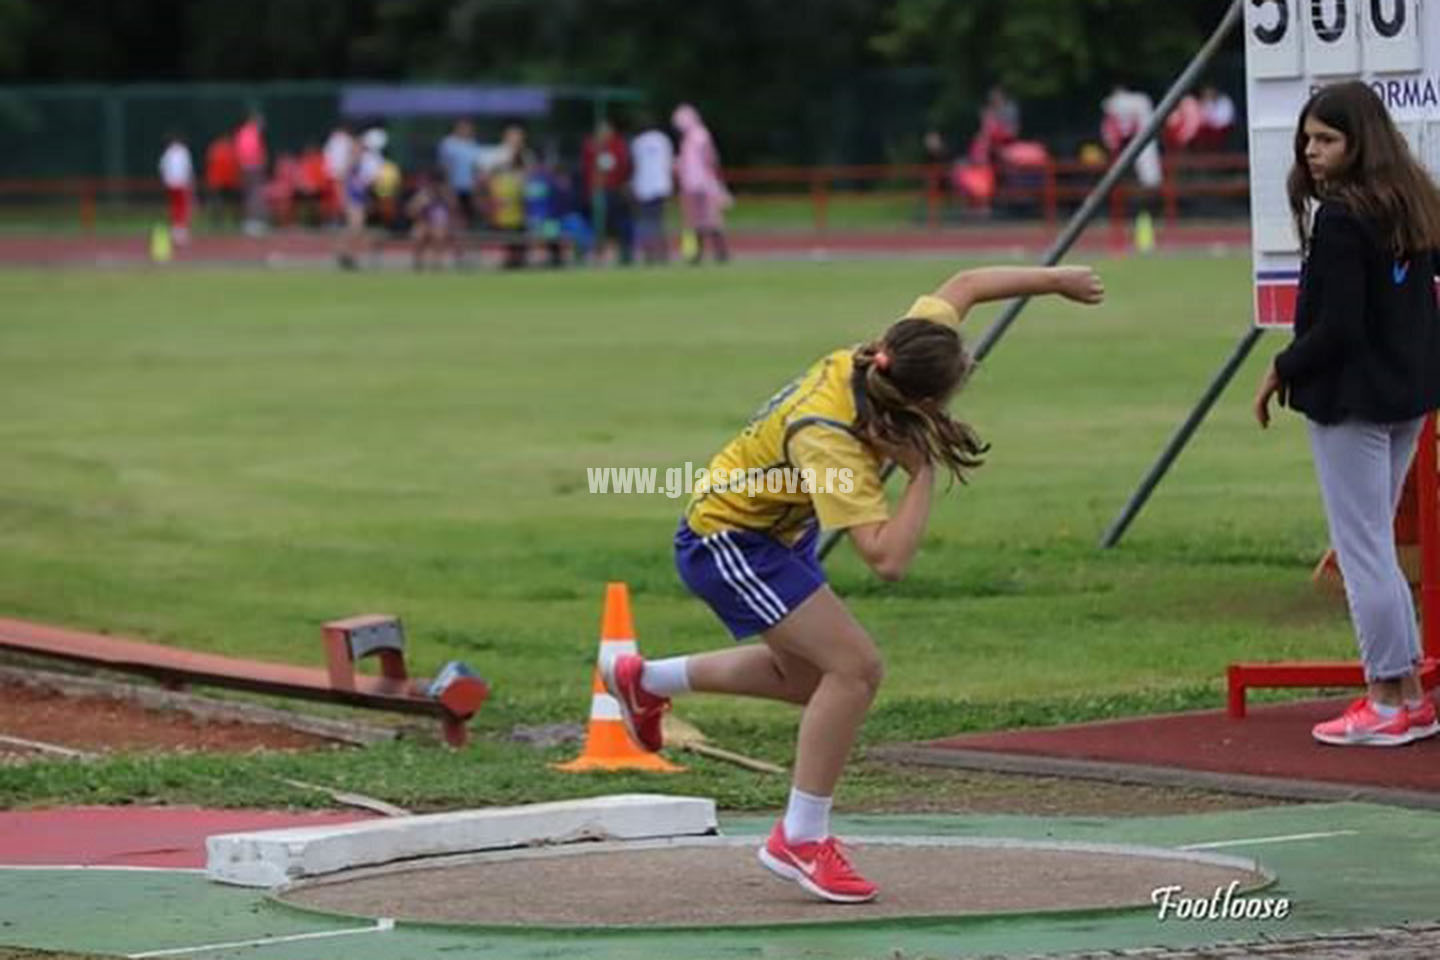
[854,319,987,484]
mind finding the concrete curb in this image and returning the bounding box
[206,793,718,888]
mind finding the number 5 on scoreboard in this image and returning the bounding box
[1248,0,1421,78]
[1247,0,1303,78]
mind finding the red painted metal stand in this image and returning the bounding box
[1227,413,1440,718]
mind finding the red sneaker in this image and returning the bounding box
[1408,698,1439,742]
[757,820,877,903]
[1311,697,1411,746]
[601,653,668,752]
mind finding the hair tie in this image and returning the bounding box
[874,350,891,372]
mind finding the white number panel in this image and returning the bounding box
[1304,0,1361,75]
[1245,0,1436,325]
[1365,0,1423,71]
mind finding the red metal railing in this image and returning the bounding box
[724,152,1250,232]
[0,153,1252,235]
[1227,413,1440,718]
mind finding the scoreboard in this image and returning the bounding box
[1245,0,1438,325]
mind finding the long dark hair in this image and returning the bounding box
[853,318,987,484]
[1288,81,1440,255]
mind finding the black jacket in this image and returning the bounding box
[1275,202,1440,425]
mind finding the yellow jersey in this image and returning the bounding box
[684,295,960,545]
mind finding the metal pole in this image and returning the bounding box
[817,0,1243,563]
[1099,326,1265,549]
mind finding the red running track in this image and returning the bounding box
[0,224,1252,267]
[921,696,1440,795]
[0,807,369,868]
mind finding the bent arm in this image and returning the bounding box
[846,465,933,582]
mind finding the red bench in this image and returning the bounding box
[0,614,488,746]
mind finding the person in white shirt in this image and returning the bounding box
[1198,86,1237,152]
[437,118,481,225]
[630,115,674,264]
[323,122,356,224]
[1101,85,1162,187]
[158,132,194,244]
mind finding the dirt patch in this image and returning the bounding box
[282,840,1265,928]
[0,681,339,756]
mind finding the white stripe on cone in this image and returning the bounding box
[596,638,637,674]
[588,694,623,721]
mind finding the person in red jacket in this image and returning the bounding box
[204,134,241,229]
[581,117,634,265]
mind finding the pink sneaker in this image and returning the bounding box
[1311,697,1411,746]
[601,653,668,752]
[757,820,878,903]
[1407,698,1439,742]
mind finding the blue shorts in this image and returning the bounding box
[674,519,827,639]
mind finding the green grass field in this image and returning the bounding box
[0,257,1355,810]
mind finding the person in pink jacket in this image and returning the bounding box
[235,111,269,236]
[672,103,731,264]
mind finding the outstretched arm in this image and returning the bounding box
[933,265,1104,321]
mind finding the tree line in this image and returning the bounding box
[0,0,1239,163]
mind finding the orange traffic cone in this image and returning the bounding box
[553,582,683,773]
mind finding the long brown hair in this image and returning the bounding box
[853,318,987,484]
[1288,81,1440,255]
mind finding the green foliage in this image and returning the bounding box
[0,0,1240,163]
[874,0,1234,133]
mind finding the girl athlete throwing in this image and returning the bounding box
[607,263,1103,902]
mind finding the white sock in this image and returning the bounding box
[782,787,832,844]
[640,656,691,698]
[1370,699,1400,717]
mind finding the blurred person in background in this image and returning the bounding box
[158,131,194,245]
[488,151,530,269]
[672,103,731,264]
[1196,86,1237,153]
[295,142,331,227]
[491,122,535,173]
[547,164,594,264]
[1101,84,1162,188]
[323,121,356,223]
[368,128,403,234]
[438,118,482,226]
[235,110,268,236]
[1164,90,1204,153]
[406,167,460,271]
[582,117,634,266]
[203,131,240,229]
[336,130,383,271]
[968,86,1019,166]
[630,111,674,265]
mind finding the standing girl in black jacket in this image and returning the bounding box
[1255,81,1440,746]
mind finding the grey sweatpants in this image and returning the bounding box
[1307,416,1426,681]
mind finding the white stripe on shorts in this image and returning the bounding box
[712,532,788,623]
[701,535,784,624]
[718,531,789,618]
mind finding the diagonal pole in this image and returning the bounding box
[1099,325,1265,549]
[818,0,1244,562]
